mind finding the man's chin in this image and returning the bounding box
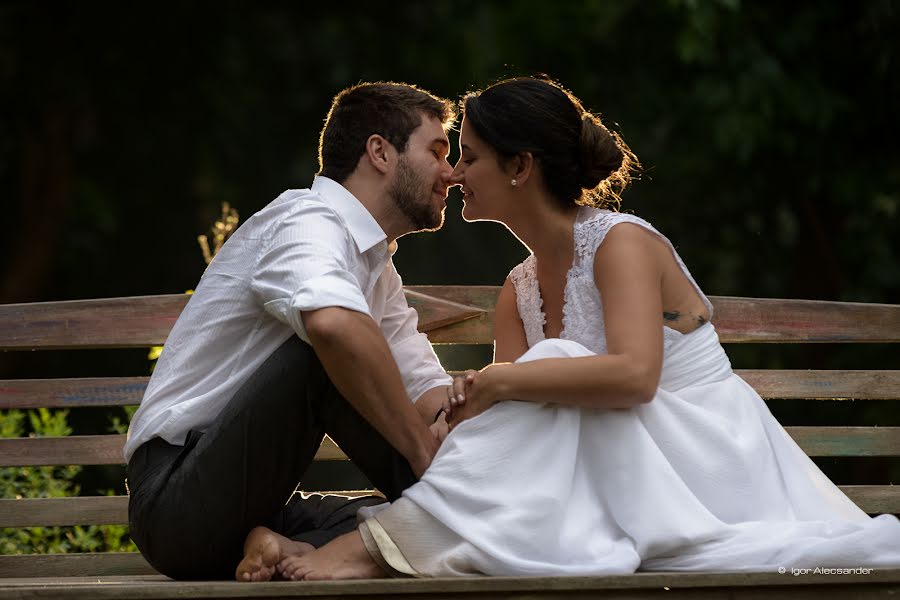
[407,210,444,234]
[421,213,445,233]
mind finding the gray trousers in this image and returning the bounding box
[126,336,415,580]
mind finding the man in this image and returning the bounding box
[124,82,458,581]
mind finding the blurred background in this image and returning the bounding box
[0,0,898,542]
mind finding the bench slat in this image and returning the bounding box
[0,377,149,409]
[1,485,894,529]
[841,484,900,515]
[0,435,345,467]
[791,426,900,456]
[1,428,898,468]
[1,291,898,349]
[0,295,187,351]
[0,491,384,527]
[0,496,125,527]
[3,370,898,410]
[736,370,900,400]
[0,552,155,578]
[1,558,900,593]
[0,289,487,351]
[709,296,900,343]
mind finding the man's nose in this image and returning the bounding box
[448,162,464,185]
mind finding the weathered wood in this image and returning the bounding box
[0,563,899,598]
[0,496,126,527]
[840,485,900,515]
[0,294,188,350]
[2,291,898,349]
[413,287,900,343]
[402,289,486,332]
[0,435,345,467]
[4,370,898,410]
[421,293,900,345]
[1,425,898,470]
[786,427,900,456]
[710,296,900,343]
[1,485,893,529]
[0,377,149,409]
[0,491,383,528]
[2,427,899,468]
[734,370,900,400]
[0,435,127,467]
[0,290,484,351]
[407,285,499,311]
[0,552,155,578]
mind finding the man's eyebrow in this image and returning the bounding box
[431,138,450,151]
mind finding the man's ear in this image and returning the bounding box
[365,134,392,175]
[510,151,534,185]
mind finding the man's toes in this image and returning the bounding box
[277,557,296,578]
[284,563,302,580]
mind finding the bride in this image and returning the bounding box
[275,77,900,579]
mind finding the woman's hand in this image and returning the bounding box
[443,364,512,429]
[445,370,476,414]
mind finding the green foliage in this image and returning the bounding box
[0,409,137,554]
[2,2,896,310]
[108,405,139,436]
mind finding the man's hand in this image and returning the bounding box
[429,411,450,443]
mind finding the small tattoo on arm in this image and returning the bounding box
[663,311,681,322]
[697,315,708,325]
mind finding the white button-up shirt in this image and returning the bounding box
[124,176,451,462]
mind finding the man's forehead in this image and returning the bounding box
[411,114,450,145]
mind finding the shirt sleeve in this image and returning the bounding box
[378,260,452,403]
[250,202,371,343]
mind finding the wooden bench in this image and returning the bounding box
[1,286,899,598]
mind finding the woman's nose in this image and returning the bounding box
[449,162,464,184]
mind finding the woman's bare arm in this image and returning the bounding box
[447,224,665,426]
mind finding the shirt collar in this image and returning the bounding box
[311,176,388,254]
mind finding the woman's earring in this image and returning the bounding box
[511,179,517,186]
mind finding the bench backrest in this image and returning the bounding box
[1,286,898,577]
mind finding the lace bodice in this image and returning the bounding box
[507,207,714,355]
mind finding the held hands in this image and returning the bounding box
[442,365,509,429]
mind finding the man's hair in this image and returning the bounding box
[318,82,457,183]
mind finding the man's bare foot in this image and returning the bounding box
[277,530,386,581]
[235,526,315,582]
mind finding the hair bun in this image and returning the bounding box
[577,114,625,190]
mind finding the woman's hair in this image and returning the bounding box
[462,77,639,210]
[318,82,457,184]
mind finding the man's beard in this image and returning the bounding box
[389,156,444,232]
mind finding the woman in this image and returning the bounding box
[278,77,900,579]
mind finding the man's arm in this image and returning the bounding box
[303,306,439,478]
[414,385,451,425]
[376,259,453,428]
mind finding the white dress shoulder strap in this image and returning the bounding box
[575,211,714,320]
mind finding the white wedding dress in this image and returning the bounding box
[357,207,900,577]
